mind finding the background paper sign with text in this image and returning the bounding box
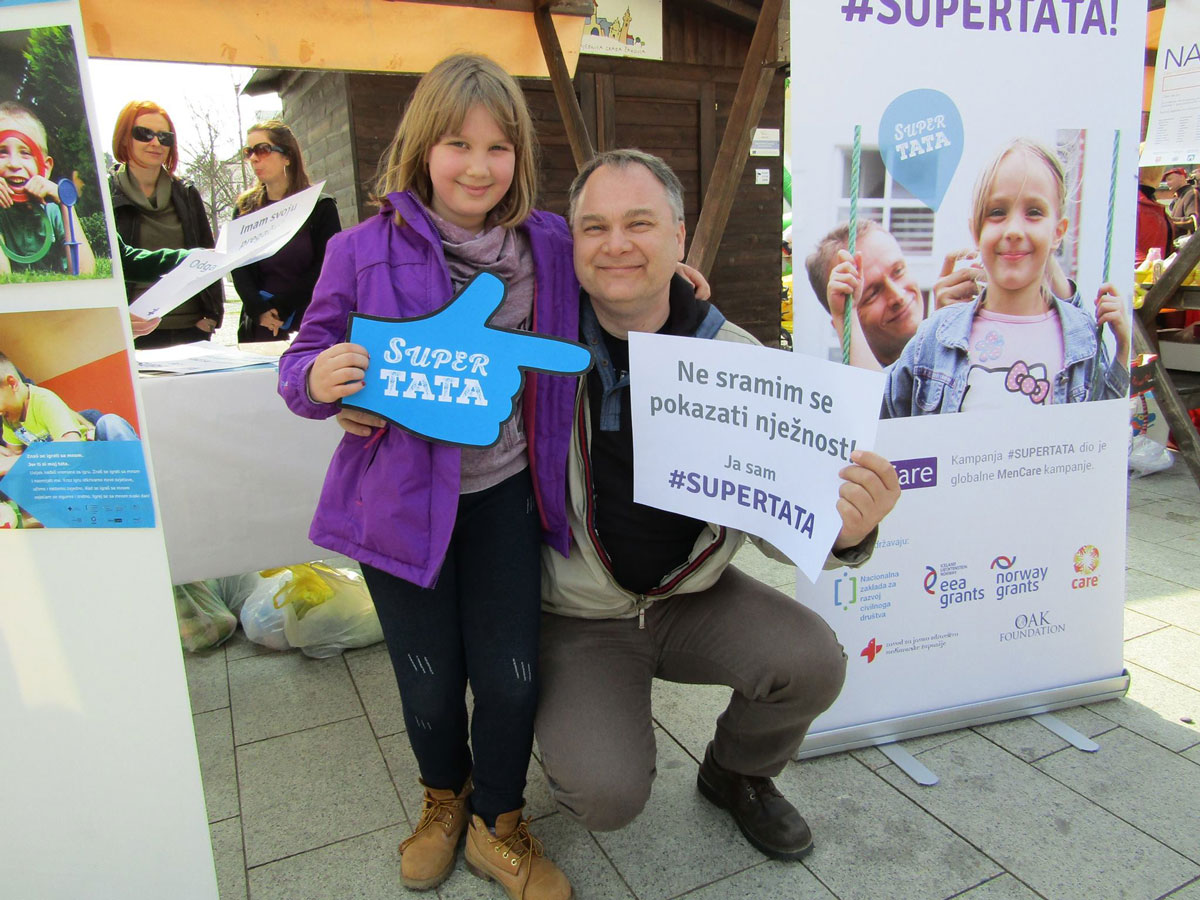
[129,182,325,319]
[629,333,884,582]
[1141,0,1200,166]
[345,271,593,447]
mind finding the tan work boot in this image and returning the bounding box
[398,780,471,890]
[464,807,572,900]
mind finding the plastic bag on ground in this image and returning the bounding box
[238,563,382,657]
[239,569,294,651]
[215,571,264,616]
[175,580,237,652]
[1129,433,1174,478]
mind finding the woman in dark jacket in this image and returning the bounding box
[231,120,340,342]
[108,100,223,348]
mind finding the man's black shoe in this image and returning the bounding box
[696,742,813,860]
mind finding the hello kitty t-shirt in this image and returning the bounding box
[960,307,1064,412]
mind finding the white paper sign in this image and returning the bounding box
[1142,1,1200,166]
[629,333,884,583]
[129,182,325,319]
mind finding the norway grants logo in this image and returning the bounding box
[1071,545,1101,590]
[860,638,883,663]
[993,554,1048,600]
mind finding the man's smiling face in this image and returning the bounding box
[571,162,685,325]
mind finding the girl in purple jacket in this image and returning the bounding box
[279,55,576,900]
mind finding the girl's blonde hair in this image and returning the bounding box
[969,138,1067,241]
[235,120,313,215]
[373,54,537,228]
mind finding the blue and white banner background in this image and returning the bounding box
[809,403,1128,736]
[789,2,1142,744]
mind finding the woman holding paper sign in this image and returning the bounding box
[230,120,340,342]
[108,100,223,348]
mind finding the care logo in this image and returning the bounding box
[1071,545,1101,590]
[860,638,883,663]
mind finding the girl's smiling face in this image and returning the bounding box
[425,104,515,232]
[975,148,1068,302]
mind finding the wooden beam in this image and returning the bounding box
[533,0,595,170]
[1139,229,1200,321]
[1134,317,1200,485]
[397,0,593,14]
[686,0,782,276]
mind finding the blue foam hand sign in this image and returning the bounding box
[877,89,964,212]
[346,271,593,447]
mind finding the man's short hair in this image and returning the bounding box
[0,351,21,382]
[567,149,685,226]
[804,220,882,314]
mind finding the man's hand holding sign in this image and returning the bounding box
[311,272,593,447]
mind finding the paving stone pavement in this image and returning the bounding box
[186,465,1200,900]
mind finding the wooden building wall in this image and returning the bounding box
[285,2,785,343]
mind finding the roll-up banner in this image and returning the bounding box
[0,2,216,896]
[789,1,1142,753]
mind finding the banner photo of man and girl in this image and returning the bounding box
[789,7,1142,745]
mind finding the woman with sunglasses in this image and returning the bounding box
[108,101,223,347]
[231,121,340,342]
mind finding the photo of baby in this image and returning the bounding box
[0,25,108,283]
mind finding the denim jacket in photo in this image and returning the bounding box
[881,292,1129,418]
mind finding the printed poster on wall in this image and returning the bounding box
[581,0,663,60]
[0,20,153,529]
[788,2,1142,745]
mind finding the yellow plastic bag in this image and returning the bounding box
[251,563,383,658]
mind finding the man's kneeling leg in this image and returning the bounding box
[536,612,658,831]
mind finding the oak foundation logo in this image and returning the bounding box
[1071,545,1101,590]
[860,638,883,663]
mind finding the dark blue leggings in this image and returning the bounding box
[360,468,541,827]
